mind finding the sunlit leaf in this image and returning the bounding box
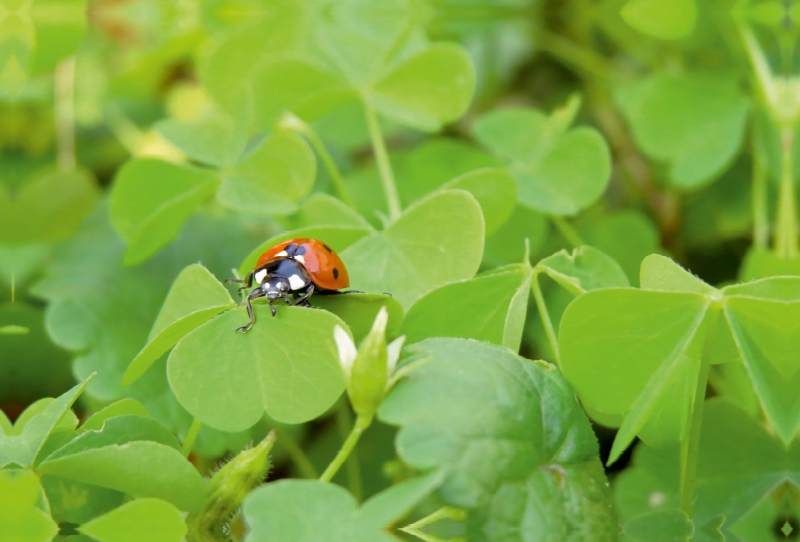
[403,264,531,351]
[167,306,347,431]
[242,471,442,542]
[0,470,58,542]
[620,0,697,40]
[78,499,187,542]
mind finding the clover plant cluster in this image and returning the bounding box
[3,0,800,541]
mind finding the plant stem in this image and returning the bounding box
[531,270,561,368]
[537,31,616,82]
[181,418,203,459]
[774,126,798,258]
[678,306,718,517]
[752,138,769,250]
[335,401,363,500]
[280,113,357,209]
[54,57,76,171]
[550,215,584,248]
[320,413,373,483]
[363,101,402,221]
[275,428,318,479]
[400,506,467,542]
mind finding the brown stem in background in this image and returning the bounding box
[537,27,680,251]
[588,92,681,250]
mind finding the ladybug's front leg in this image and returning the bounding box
[236,288,265,333]
[293,284,315,307]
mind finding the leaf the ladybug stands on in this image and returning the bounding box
[167,306,348,431]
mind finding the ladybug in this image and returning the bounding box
[228,238,351,333]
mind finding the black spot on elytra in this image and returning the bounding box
[333,268,339,279]
[285,243,297,255]
[323,244,334,253]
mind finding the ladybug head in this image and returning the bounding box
[260,277,290,300]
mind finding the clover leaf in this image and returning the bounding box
[0,470,58,542]
[78,498,187,542]
[617,73,749,189]
[167,306,347,431]
[474,95,611,216]
[122,264,236,386]
[403,263,532,351]
[341,190,484,309]
[110,159,220,265]
[0,375,92,468]
[216,130,316,217]
[241,471,443,542]
[378,338,619,539]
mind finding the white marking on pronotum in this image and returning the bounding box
[294,255,306,264]
[254,269,268,283]
[275,250,288,257]
[288,274,306,290]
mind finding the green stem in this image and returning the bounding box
[678,306,718,517]
[335,401,363,500]
[774,126,798,258]
[400,506,467,542]
[181,418,203,459]
[320,413,373,483]
[363,101,402,221]
[550,215,584,248]
[537,30,616,82]
[275,428,318,479]
[280,113,357,209]
[531,270,561,368]
[54,57,76,171]
[753,138,769,250]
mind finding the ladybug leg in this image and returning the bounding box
[236,288,265,333]
[226,271,253,293]
[293,284,315,307]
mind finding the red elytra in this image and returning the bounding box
[255,237,350,291]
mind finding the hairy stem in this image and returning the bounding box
[363,101,402,221]
[280,113,356,209]
[320,413,373,483]
[54,57,76,171]
[181,418,203,459]
[774,126,798,258]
